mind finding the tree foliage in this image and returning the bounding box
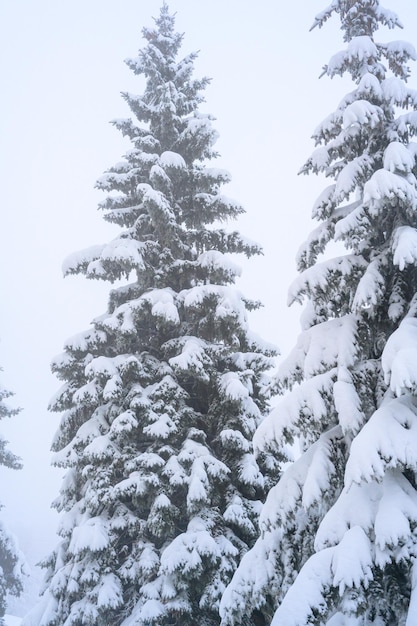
[25,5,275,626]
[221,2,417,625]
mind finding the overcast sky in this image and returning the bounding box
[1,0,417,612]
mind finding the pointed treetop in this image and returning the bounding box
[311,0,403,41]
[142,2,183,58]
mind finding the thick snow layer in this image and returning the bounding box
[342,100,383,130]
[357,72,383,99]
[107,288,180,332]
[254,370,335,453]
[259,427,342,528]
[288,255,367,306]
[394,111,417,138]
[333,366,364,434]
[179,284,247,325]
[96,573,123,609]
[374,471,417,556]
[346,395,417,486]
[382,317,417,395]
[272,527,372,626]
[142,289,180,324]
[383,142,415,174]
[316,470,417,569]
[363,170,417,214]
[68,516,110,554]
[385,39,417,62]
[352,258,385,312]
[5,616,22,625]
[278,316,359,383]
[160,517,221,575]
[333,203,366,242]
[159,150,186,169]
[407,561,417,626]
[197,250,241,277]
[335,155,373,201]
[392,226,417,271]
[101,238,145,268]
[315,481,380,551]
[327,36,378,77]
[220,372,250,401]
[62,244,105,275]
[169,336,210,380]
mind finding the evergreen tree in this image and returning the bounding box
[220,2,417,625]
[0,372,23,625]
[25,5,274,626]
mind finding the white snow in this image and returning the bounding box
[385,39,417,61]
[159,150,186,169]
[382,317,417,395]
[259,428,342,529]
[374,471,417,556]
[272,527,372,626]
[334,155,373,201]
[345,395,417,487]
[254,371,335,454]
[179,285,247,325]
[333,366,364,434]
[278,316,359,382]
[160,517,219,575]
[342,100,383,130]
[62,244,105,275]
[383,142,415,174]
[352,258,385,312]
[4,617,22,626]
[68,516,110,554]
[406,561,417,626]
[168,337,210,381]
[363,169,417,214]
[101,238,145,268]
[392,226,417,271]
[96,573,123,609]
[326,36,378,77]
[347,36,379,63]
[197,250,241,277]
[142,288,180,325]
[288,255,367,306]
[383,77,412,105]
[220,372,250,401]
[357,72,383,99]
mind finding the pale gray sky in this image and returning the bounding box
[0,0,416,611]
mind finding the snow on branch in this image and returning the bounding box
[254,371,336,454]
[383,141,415,174]
[363,169,417,215]
[272,527,372,626]
[288,255,367,306]
[392,226,417,271]
[352,257,386,313]
[382,317,417,395]
[345,395,417,487]
[259,427,342,530]
[326,37,379,78]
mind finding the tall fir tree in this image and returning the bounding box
[220,2,417,625]
[0,372,23,624]
[24,5,275,626]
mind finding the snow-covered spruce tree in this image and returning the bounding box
[25,5,275,626]
[220,2,417,626]
[0,373,23,624]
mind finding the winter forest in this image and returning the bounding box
[3,0,417,624]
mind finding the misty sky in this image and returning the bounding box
[1,0,417,609]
